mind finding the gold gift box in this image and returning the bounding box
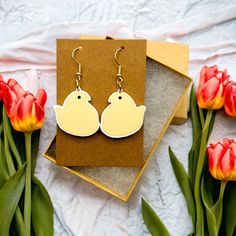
[44,38,192,201]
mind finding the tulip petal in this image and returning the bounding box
[16,93,34,121]
[199,66,207,86]
[34,101,45,123]
[35,89,47,108]
[0,82,17,116]
[223,138,232,147]
[210,143,225,162]
[224,82,236,117]
[208,141,229,180]
[222,70,230,84]
[220,149,232,180]
[230,142,236,180]
[7,79,25,99]
[205,65,218,81]
[201,76,220,102]
[230,142,236,158]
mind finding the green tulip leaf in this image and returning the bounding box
[224,182,236,236]
[0,163,26,236]
[189,86,202,142]
[2,108,22,168]
[189,86,202,185]
[169,147,195,225]
[201,175,217,236]
[211,181,226,233]
[141,198,170,236]
[0,138,9,188]
[32,176,54,236]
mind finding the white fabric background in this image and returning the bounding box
[0,1,236,235]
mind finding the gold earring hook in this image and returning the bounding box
[114,46,124,93]
[72,46,83,65]
[114,46,124,66]
[72,46,83,91]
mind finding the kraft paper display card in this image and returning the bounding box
[56,39,146,167]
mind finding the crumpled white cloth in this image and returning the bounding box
[0,1,236,235]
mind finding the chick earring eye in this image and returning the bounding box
[54,46,99,137]
[100,46,146,138]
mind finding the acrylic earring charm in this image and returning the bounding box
[100,46,146,138]
[54,46,100,137]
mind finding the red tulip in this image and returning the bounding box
[0,78,47,132]
[196,65,229,109]
[0,75,3,101]
[207,138,236,181]
[224,81,236,117]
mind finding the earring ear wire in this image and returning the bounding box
[114,46,124,93]
[72,46,83,91]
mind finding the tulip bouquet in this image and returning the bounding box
[142,65,236,236]
[0,75,53,236]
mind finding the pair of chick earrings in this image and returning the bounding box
[54,46,146,138]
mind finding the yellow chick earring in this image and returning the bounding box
[54,46,100,137]
[100,46,146,138]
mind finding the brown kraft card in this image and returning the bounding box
[56,39,146,166]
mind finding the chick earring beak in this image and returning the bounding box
[53,46,100,137]
[100,46,146,138]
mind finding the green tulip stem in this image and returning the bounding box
[219,181,227,200]
[198,108,205,128]
[194,109,213,236]
[24,132,32,236]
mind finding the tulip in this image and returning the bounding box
[0,79,47,132]
[196,65,229,109]
[0,77,47,236]
[224,81,236,117]
[207,138,236,181]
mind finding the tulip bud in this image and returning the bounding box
[224,81,236,117]
[196,65,229,109]
[207,138,236,181]
[0,78,47,132]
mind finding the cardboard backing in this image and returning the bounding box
[56,39,146,167]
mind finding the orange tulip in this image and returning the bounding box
[207,138,236,181]
[196,65,229,109]
[0,78,47,132]
[0,74,3,100]
[224,81,236,117]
